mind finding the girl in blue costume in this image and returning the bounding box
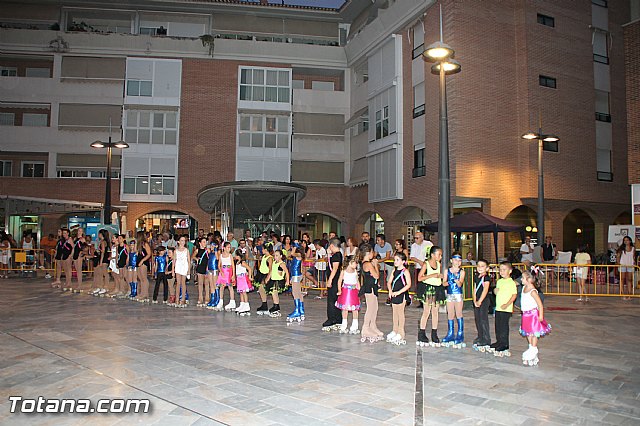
[206,240,221,310]
[287,242,306,322]
[442,252,466,347]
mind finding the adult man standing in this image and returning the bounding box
[410,231,432,268]
[375,234,393,280]
[322,238,343,330]
[359,232,375,251]
[520,236,534,265]
[541,236,557,263]
[227,231,238,250]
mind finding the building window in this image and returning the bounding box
[126,79,153,96]
[0,112,15,126]
[375,107,390,140]
[413,149,425,178]
[124,110,178,145]
[543,141,559,152]
[595,89,611,122]
[592,0,607,7]
[412,23,425,59]
[238,114,289,149]
[0,160,12,177]
[239,67,291,103]
[57,168,120,179]
[537,14,555,27]
[593,32,609,64]
[22,113,48,127]
[539,75,556,89]
[25,67,50,78]
[123,175,174,195]
[597,172,613,181]
[21,162,45,178]
[0,67,17,77]
[413,82,425,118]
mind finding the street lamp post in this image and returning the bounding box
[521,130,559,244]
[423,36,461,272]
[91,120,128,225]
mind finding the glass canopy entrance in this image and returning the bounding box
[197,181,306,238]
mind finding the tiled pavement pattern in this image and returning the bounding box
[1,278,639,425]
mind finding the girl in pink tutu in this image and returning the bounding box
[336,257,361,334]
[234,249,253,315]
[519,271,551,366]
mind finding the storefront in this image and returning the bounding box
[136,211,197,239]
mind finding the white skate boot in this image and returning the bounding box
[349,319,359,335]
[238,302,251,316]
[386,331,397,342]
[338,320,348,334]
[224,299,236,312]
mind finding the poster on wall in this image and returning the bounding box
[632,184,640,246]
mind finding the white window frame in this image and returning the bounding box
[0,160,12,177]
[126,79,153,97]
[238,66,291,104]
[21,161,45,178]
[124,109,178,145]
[238,114,289,149]
[0,66,17,77]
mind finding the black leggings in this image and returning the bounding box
[153,272,169,302]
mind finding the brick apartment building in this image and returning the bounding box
[0,0,635,259]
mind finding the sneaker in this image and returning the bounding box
[576,298,583,302]
[45,273,52,279]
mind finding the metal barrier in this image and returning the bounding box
[536,263,639,298]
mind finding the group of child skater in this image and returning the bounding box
[319,238,551,366]
[50,228,551,365]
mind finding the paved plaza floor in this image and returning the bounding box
[1,278,639,425]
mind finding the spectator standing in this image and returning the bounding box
[41,233,57,274]
[520,236,534,265]
[359,232,375,251]
[410,231,431,268]
[374,234,393,280]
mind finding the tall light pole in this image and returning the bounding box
[521,130,559,244]
[91,119,128,225]
[422,11,461,274]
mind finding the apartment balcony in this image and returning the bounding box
[0,75,123,105]
[0,125,114,154]
[0,28,210,58]
[292,88,349,114]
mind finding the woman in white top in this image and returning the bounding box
[616,236,636,301]
[574,245,591,302]
[174,236,190,307]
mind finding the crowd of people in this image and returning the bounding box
[14,226,559,366]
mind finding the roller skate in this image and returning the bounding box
[167,295,176,306]
[473,343,490,353]
[224,300,236,312]
[268,304,281,317]
[204,293,214,309]
[386,331,397,342]
[256,301,269,315]
[299,300,305,320]
[208,289,220,310]
[360,329,381,343]
[430,329,441,347]
[522,345,539,366]
[89,288,100,296]
[197,299,204,308]
[131,282,138,300]
[391,334,407,346]
[349,319,359,334]
[441,320,455,347]
[214,297,224,311]
[338,320,349,334]
[287,299,302,323]
[321,319,339,332]
[493,346,511,357]
[237,302,251,316]
[152,299,158,304]
[452,319,466,349]
[98,288,108,297]
[416,328,430,347]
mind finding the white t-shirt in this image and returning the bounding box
[315,246,327,270]
[410,241,431,262]
[520,243,533,262]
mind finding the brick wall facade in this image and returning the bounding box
[625,19,640,185]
